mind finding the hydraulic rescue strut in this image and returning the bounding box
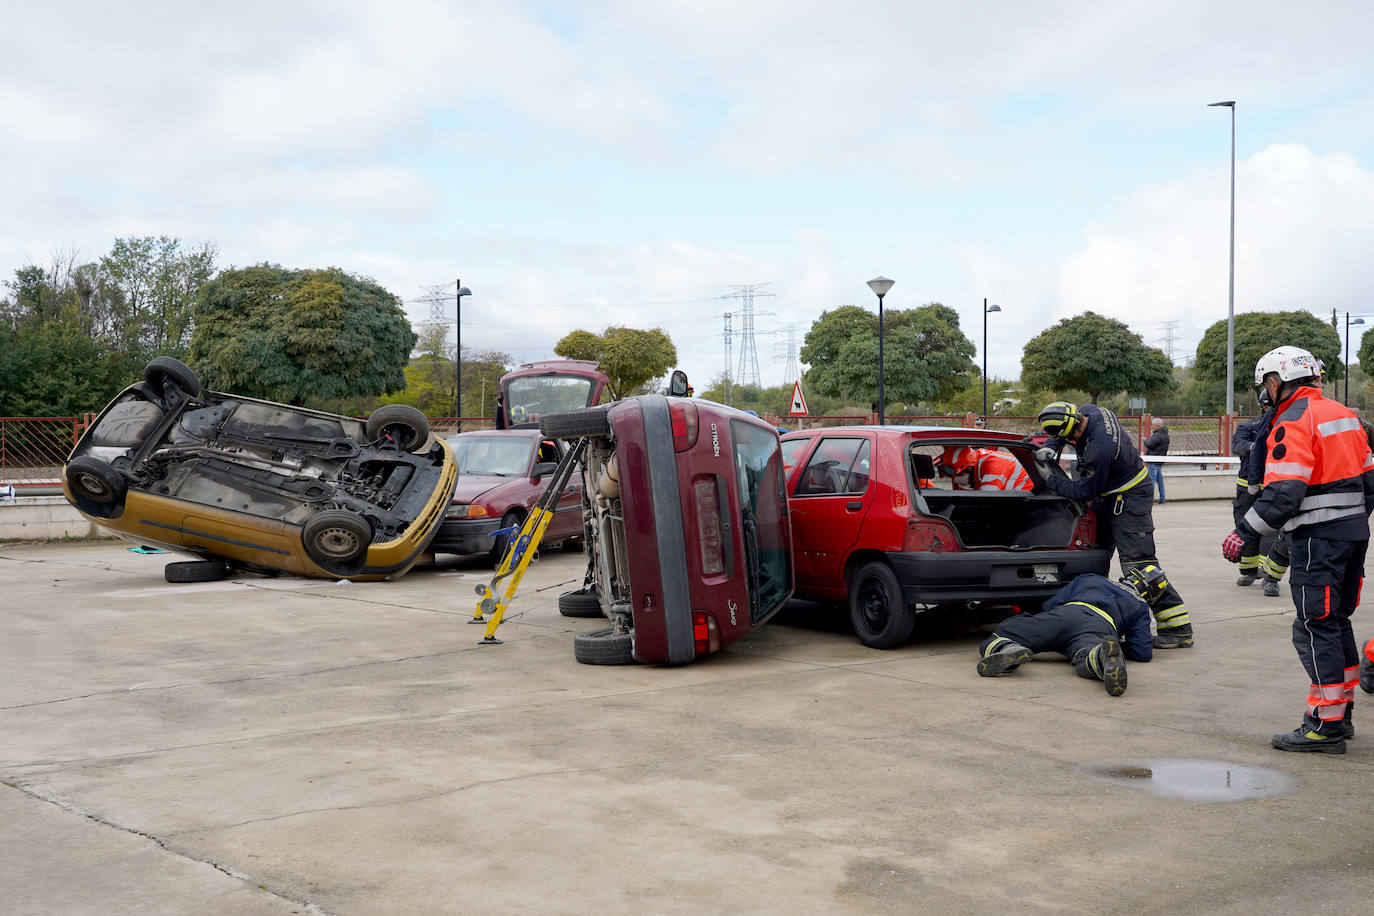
[470,436,589,645]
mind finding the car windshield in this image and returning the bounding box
[731,420,793,624]
[505,376,595,423]
[448,436,532,477]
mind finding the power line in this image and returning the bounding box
[722,283,776,389]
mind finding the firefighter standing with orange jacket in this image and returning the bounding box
[1222,346,1374,754]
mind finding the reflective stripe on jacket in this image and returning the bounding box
[1239,384,1374,540]
[973,449,1033,491]
[1043,405,1146,501]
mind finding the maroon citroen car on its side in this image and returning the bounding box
[541,393,793,665]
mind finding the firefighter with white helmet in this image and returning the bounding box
[1222,345,1374,753]
[1035,400,1193,648]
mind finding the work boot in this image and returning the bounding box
[1262,579,1281,597]
[1271,725,1346,754]
[1098,637,1127,697]
[1236,574,1257,587]
[1361,651,1374,695]
[1153,623,1194,649]
[977,640,1033,677]
[1342,713,1355,740]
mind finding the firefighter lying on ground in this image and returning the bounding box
[1035,401,1194,648]
[976,566,1169,697]
[937,446,1033,491]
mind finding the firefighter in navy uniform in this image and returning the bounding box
[1035,401,1193,648]
[1231,395,1291,596]
[977,567,1168,696]
[1222,346,1374,754]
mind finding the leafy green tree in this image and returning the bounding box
[1021,311,1175,404]
[1196,310,1341,397]
[800,303,976,406]
[98,236,217,358]
[553,326,677,399]
[190,265,415,407]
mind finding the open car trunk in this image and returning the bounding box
[917,490,1085,549]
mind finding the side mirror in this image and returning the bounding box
[533,461,558,480]
[668,370,690,397]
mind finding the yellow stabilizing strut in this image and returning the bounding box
[472,437,588,645]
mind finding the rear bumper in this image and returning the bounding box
[887,547,1111,604]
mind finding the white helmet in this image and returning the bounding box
[1254,346,1321,386]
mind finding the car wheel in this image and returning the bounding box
[558,588,602,618]
[488,511,522,566]
[539,405,612,439]
[143,356,201,399]
[164,559,230,583]
[573,626,635,665]
[66,457,127,505]
[366,404,430,453]
[848,560,915,649]
[302,510,373,571]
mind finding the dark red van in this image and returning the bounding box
[542,395,793,665]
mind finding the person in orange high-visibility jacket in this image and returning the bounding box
[1223,346,1374,754]
[939,446,1033,491]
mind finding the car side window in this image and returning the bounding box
[537,440,561,465]
[797,437,867,496]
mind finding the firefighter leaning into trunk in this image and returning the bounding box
[1035,401,1193,648]
[977,567,1168,696]
[1222,346,1374,754]
[938,445,1033,491]
[1231,394,1290,597]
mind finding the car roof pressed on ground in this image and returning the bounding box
[63,358,456,583]
[781,424,1109,648]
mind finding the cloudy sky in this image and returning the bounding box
[5,1,1374,389]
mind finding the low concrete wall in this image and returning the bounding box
[0,496,116,541]
[1154,468,1234,501]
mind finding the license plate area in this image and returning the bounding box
[989,563,1061,587]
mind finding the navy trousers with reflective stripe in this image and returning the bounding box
[982,605,1115,673]
[1099,481,1185,611]
[1289,535,1365,733]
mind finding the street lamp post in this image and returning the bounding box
[1209,100,1236,420]
[982,299,1001,422]
[1347,314,1366,405]
[867,276,895,425]
[455,280,472,422]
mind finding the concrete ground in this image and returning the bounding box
[2,500,1371,915]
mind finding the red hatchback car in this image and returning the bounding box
[431,429,585,563]
[781,426,1109,648]
[542,394,793,665]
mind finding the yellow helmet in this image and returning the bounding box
[1037,401,1082,438]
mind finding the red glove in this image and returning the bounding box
[1221,530,1246,563]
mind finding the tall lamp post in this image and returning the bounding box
[867,276,895,425]
[454,281,472,421]
[1347,314,1366,405]
[1209,100,1236,420]
[982,299,1001,422]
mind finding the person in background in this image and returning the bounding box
[493,393,507,430]
[1144,417,1170,504]
[1231,394,1289,596]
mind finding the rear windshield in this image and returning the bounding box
[505,376,596,424]
[448,436,533,476]
[730,420,793,623]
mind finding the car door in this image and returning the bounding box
[540,438,584,539]
[787,434,874,590]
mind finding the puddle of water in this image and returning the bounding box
[1078,758,1298,803]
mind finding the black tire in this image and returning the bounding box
[144,357,201,398]
[164,559,230,583]
[488,511,522,566]
[848,560,915,649]
[558,588,603,618]
[366,404,430,453]
[302,510,373,571]
[540,405,612,439]
[573,626,635,665]
[66,457,126,505]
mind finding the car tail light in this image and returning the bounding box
[692,478,725,574]
[904,517,959,552]
[692,611,721,656]
[1072,511,1097,547]
[669,400,699,451]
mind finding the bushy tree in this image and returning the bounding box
[1022,311,1175,404]
[190,265,415,407]
[1196,310,1341,396]
[553,326,677,399]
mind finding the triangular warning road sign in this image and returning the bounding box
[789,380,808,416]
